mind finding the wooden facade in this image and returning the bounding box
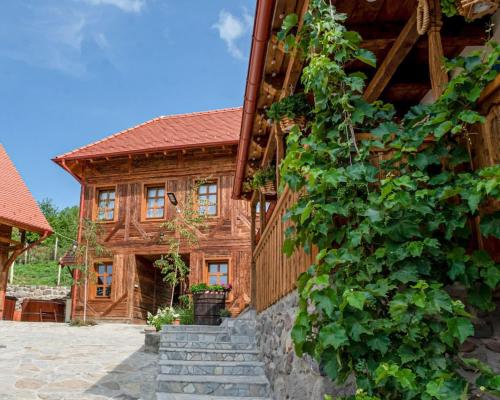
[62,145,252,322]
[234,1,499,312]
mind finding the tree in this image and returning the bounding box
[155,182,207,307]
[76,219,109,322]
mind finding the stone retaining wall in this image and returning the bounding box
[256,290,500,400]
[255,292,353,399]
[6,285,71,310]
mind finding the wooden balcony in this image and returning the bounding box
[253,186,316,312]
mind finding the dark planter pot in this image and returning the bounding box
[193,292,226,325]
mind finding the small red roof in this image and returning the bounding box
[0,144,53,234]
[54,107,243,161]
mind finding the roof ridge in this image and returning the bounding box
[54,107,242,160]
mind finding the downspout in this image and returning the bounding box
[233,0,276,199]
[71,180,85,320]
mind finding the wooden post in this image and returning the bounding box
[250,199,257,308]
[57,264,62,286]
[428,0,448,99]
[0,248,9,320]
[275,127,285,189]
[259,191,266,231]
[54,236,59,261]
[9,261,14,284]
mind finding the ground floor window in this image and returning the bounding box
[207,261,228,285]
[95,263,112,298]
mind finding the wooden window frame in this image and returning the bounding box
[207,261,229,286]
[202,256,233,302]
[91,261,113,300]
[142,183,166,221]
[94,186,118,223]
[197,179,220,218]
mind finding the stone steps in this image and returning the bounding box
[160,341,255,350]
[157,374,269,397]
[159,347,261,362]
[156,309,270,399]
[159,360,265,376]
[157,394,269,400]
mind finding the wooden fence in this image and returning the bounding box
[253,187,316,312]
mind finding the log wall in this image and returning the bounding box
[73,145,252,321]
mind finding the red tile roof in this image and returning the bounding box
[54,107,243,161]
[0,144,53,234]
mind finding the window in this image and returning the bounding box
[198,182,218,216]
[208,262,228,285]
[97,189,115,221]
[145,186,165,219]
[95,263,112,298]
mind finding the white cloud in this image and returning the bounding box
[0,7,89,77]
[81,0,145,13]
[213,9,253,60]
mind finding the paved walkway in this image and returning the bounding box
[0,321,157,400]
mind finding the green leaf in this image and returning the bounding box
[355,48,377,68]
[344,290,368,310]
[319,323,349,349]
[480,213,500,238]
[447,317,474,344]
[367,335,390,355]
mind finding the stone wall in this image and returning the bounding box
[6,285,70,310]
[256,290,500,400]
[256,292,353,400]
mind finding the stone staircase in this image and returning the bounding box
[156,310,270,400]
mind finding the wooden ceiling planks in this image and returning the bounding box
[239,0,492,197]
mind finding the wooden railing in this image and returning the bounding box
[253,186,316,312]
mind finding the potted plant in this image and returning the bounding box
[219,308,232,324]
[251,166,276,195]
[190,283,232,325]
[267,93,311,132]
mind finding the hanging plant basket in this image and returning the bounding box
[279,115,307,132]
[457,0,499,20]
[261,179,277,196]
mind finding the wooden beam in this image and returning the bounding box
[0,236,21,246]
[428,0,448,99]
[364,10,419,103]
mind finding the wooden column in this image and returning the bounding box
[250,199,257,308]
[428,0,448,99]
[0,249,8,320]
[259,191,266,231]
[275,126,285,189]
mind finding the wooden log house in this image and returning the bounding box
[232,0,499,312]
[54,108,253,322]
[0,144,53,319]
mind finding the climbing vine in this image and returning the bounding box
[276,1,500,398]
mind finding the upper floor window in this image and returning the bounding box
[198,182,218,216]
[145,186,165,219]
[208,261,228,285]
[95,263,112,298]
[97,189,115,221]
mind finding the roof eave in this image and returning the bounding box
[232,0,276,200]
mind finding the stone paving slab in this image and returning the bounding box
[0,321,157,400]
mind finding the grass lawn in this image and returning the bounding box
[11,261,73,287]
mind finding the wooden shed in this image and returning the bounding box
[0,144,53,319]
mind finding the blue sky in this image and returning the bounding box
[0,0,254,209]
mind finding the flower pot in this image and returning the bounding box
[280,115,306,132]
[457,0,498,20]
[261,180,276,196]
[144,325,156,334]
[193,292,226,325]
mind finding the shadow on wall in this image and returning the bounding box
[85,346,157,400]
